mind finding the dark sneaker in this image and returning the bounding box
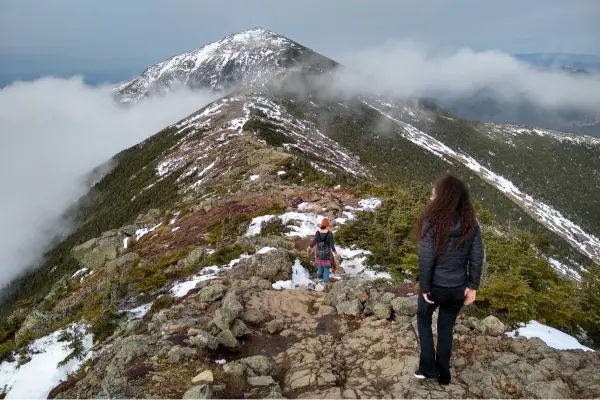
[414,369,437,379]
[437,376,451,386]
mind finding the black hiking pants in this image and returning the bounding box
[416,285,465,380]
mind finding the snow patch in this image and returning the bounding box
[170,265,229,297]
[121,303,152,320]
[358,197,382,211]
[71,268,88,280]
[272,259,317,290]
[549,258,582,281]
[228,254,251,267]
[135,223,162,241]
[249,174,260,181]
[506,321,593,352]
[0,324,93,399]
[256,246,277,254]
[246,215,277,236]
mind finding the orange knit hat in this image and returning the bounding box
[321,218,329,227]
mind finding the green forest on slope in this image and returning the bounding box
[335,183,600,346]
[271,90,591,268]
[377,101,600,238]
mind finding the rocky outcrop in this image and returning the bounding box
[324,278,418,320]
[234,249,292,282]
[469,315,506,336]
[276,314,599,399]
[105,252,140,273]
[197,284,227,303]
[238,235,295,251]
[224,355,278,377]
[182,384,212,399]
[246,148,292,171]
[15,310,60,345]
[71,229,130,270]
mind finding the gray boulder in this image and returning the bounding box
[481,315,505,336]
[222,355,279,379]
[247,376,276,387]
[167,346,196,363]
[184,248,205,268]
[197,284,227,302]
[216,329,239,349]
[42,275,70,305]
[525,379,571,399]
[265,385,284,399]
[105,252,139,273]
[118,225,139,236]
[324,279,369,308]
[189,331,219,350]
[182,384,212,399]
[240,309,268,326]
[230,319,250,338]
[390,296,418,316]
[71,230,127,270]
[15,310,60,345]
[222,297,244,316]
[336,300,363,317]
[239,355,278,377]
[469,315,505,336]
[237,249,291,282]
[213,307,239,331]
[373,302,392,320]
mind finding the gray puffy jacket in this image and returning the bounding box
[418,220,483,293]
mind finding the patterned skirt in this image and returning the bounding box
[315,253,336,268]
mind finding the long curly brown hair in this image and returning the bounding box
[414,173,477,256]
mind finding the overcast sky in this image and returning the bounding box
[1,0,599,73]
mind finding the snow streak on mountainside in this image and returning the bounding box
[149,91,370,197]
[483,123,600,148]
[115,28,336,103]
[364,101,600,265]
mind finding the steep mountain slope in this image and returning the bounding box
[115,28,337,103]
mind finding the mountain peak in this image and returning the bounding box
[115,27,334,103]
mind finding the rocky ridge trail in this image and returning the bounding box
[49,258,599,399]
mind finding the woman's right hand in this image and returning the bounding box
[464,288,477,305]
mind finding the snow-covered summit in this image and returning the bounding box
[115,27,336,103]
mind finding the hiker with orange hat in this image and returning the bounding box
[307,218,339,283]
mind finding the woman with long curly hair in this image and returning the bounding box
[413,173,483,385]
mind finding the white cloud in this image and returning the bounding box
[332,39,600,112]
[0,76,215,288]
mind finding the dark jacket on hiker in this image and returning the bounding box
[309,231,337,254]
[418,220,483,293]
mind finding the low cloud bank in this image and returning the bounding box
[331,40,600,113]
[0,76,214,288]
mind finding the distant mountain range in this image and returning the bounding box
[514,53,600,73]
